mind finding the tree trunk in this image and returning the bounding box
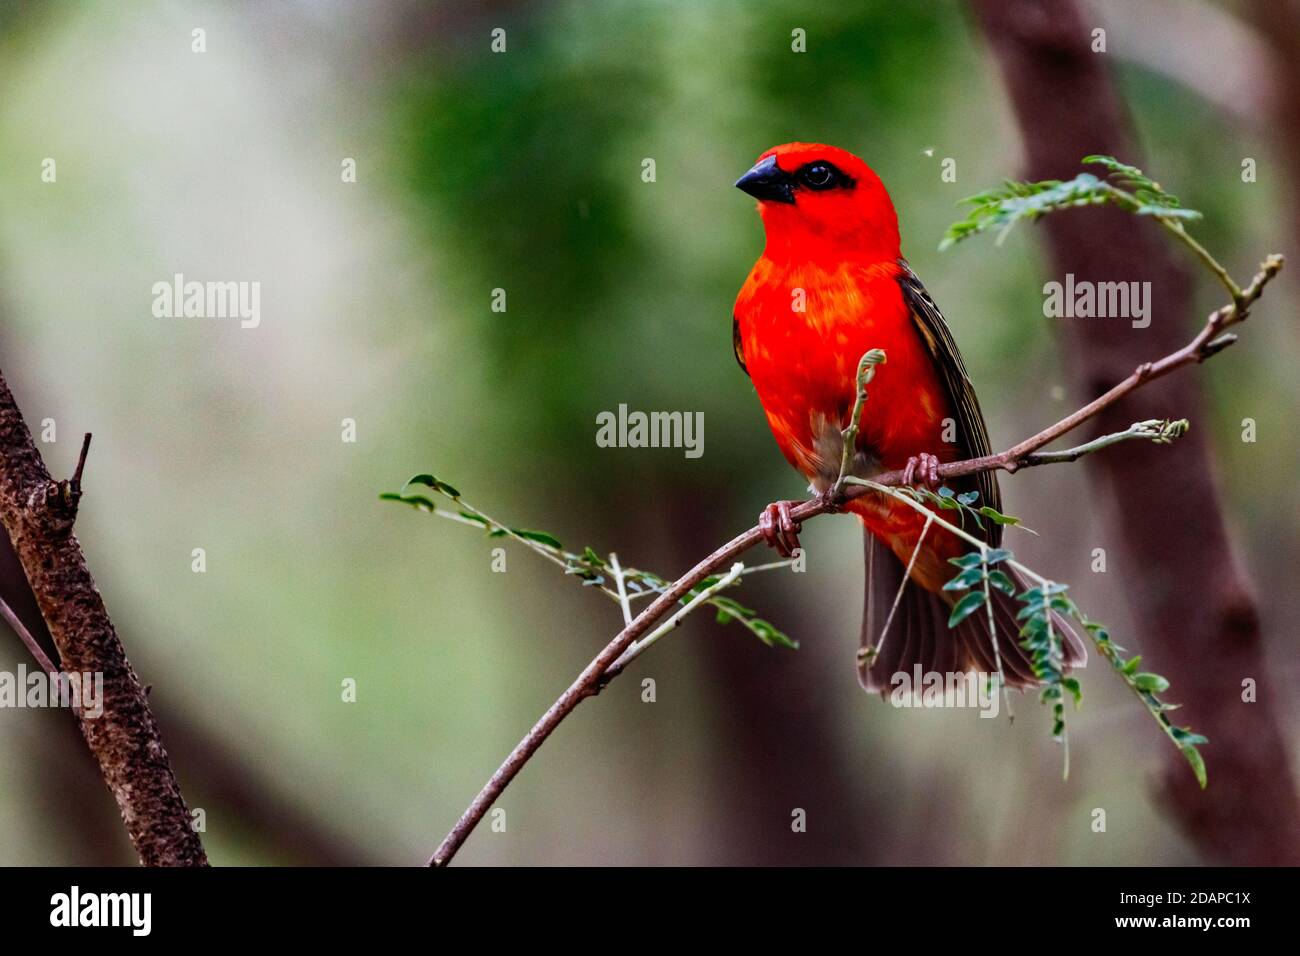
[968,0,1300,864]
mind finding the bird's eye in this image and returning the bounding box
[801,164,836,189]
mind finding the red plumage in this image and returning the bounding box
[733,143,1084,690]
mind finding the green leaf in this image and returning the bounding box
[987,570,1016,596]
[940,173,1111,249]
[1016,602,1046,621]
[1062,677,1083,707]
[405,474,462,498]
[709,596,755,617]
[1182,745,1208,789]
[941,158,1201,253]
[750,619,799,649]
[948,591,987,627]
[1082,155,1148,182]
[730,613,798,650]
[983,548,1013,566]
[944,567,985,591]
[978,505,1021,526]
[1082,155,1195,214]
[948,552,984,570]
[379,492,436,512]
[512,528,564,549]
[1134,672,1169,693]
[1137,204,1201,220]
[1122,655,1142,676]
[1084,621,1111,642]
[1170,726,1209,747]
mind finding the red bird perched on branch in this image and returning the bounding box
[733,142,1084,691]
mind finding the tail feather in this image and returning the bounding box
[858,532,1086,694]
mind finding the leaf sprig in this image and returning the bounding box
[1086,621,1210,788]
[897,484,1032,535]
[936,516,1209,787]
[939,155,1202,251]
[381,475,797,649]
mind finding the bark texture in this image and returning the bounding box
[0,368,207,866]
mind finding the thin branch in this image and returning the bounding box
[870,254,1280,487]
[832,349,886,499]
[608,553,633,627]
[1023,418,1188,466]
[1155,215,1242,303]
[0,592,58,677]
[979,540,1012,721]
[1045,590,1063,776]
[426,526,774,867]
[71,431,92,490]
[603,562,744,680]
[860,512,932,667]
[1,592,88,721]
[425,252,1281,867]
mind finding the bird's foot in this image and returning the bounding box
[759,500,802,557]
[902,452,941,489]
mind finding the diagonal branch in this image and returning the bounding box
[0,369,207,867]
[869,255,1280,488]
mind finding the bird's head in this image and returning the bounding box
[735,142,900,260]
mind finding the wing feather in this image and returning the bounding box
[895,258,1002,546]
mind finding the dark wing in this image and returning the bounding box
[732,314,748,377]
[895,258,1002,546]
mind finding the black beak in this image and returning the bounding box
[735,155,795,204]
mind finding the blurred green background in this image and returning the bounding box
[0,0,1295,865]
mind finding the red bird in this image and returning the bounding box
[732,142,1083,690]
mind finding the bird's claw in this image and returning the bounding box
[759,500,802,557]
[902,452,941,489]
